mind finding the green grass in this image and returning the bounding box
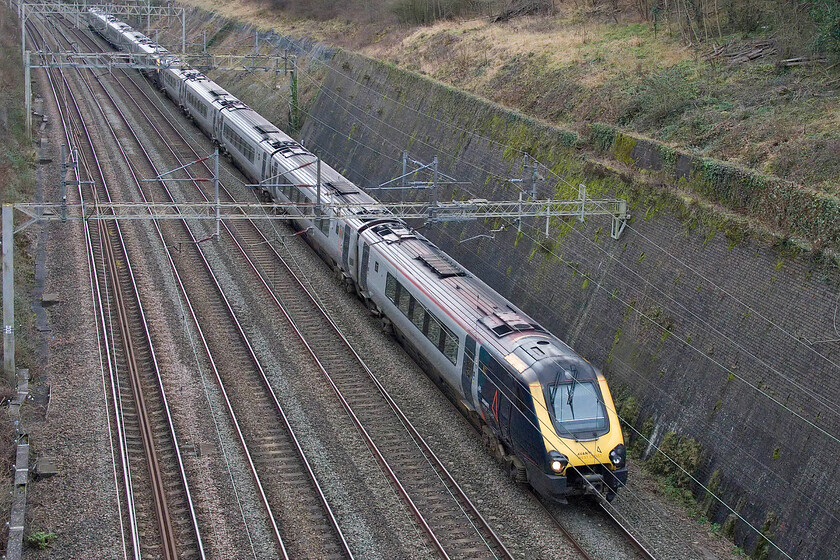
[0,3,38,383]
[26,531,56,550]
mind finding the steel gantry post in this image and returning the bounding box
[24,51,31,139]
[3,205,15,385]
[316,156,322,213]
[20,3,25,60]
[289,56,299,131]
[530,158,539,200]
[433,156,439,203]
[214,147,220,238]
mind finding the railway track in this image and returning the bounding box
[25,17,204,560]
[58,16,514,558]
[37,12,354,559]
[530,491,658,560]
[597,501,657,560]
[35,7,658,559]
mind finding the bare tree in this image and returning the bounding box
[636,0,650,21]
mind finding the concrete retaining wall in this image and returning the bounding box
[175,8,839,558]
[297,51,840,560]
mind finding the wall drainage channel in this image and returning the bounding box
[6,368,30,560]
[4,91,54,560]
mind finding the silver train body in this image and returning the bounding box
[87,8,628,501]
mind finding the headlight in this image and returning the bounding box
[548,451,568,473]
[609,444,626,469]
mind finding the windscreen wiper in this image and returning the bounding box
[549,366,564,405]
[566,366,578,406]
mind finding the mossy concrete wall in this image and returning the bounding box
[168,7,838,558]
[588,123,840,252]
[297,51,840,559]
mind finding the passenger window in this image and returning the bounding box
[427,318,442,348]
[398,289,411,316]
[374,262,379,272]
[318,218,330,235]
[410,299,425,330]
[385,274,397,301]
[443,332,459,364]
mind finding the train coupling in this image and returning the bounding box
[581,473,607,496]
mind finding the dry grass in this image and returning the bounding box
[179,0,840,192]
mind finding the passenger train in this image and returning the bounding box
[87,8,628,501]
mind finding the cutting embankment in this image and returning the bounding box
[152,3,840,558]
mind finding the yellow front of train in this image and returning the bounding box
[529,370,627,501]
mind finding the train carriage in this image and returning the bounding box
[87,7,628,501]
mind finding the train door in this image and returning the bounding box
[478,347,513,444]
[499,373,513,444]
[461,336,477,408]
[359,241,370,292]
[349,230,358,278]
[341,225,351,271]
[270,161,278,199]
[261,153,267,182]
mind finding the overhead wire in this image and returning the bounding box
[294,54,836,486]
[293,130,721,557]
[293,51,839,476]
[430,222,840,530]
[296,65,840,447]
[283,65,821,557]
[87,20,818,556]
[106,56,450,559]
[282,35,840,383]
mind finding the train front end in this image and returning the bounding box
[523,354,627,502]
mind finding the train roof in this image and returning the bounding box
[98,8,593,379]
[367,224,586,371]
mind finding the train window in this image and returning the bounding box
[443,330,459,364]
[318,217,330,235]
[384,272,457,364]
[426,318,443,349]
[222,124,254,163]
[410,298,425,330]
[516,384,531,412]
[186,93,208,118]
[374,262,379,272]
[335,223,340,234]
[397,286,410,316]
[385,273,397,301]
[462,336,476,383]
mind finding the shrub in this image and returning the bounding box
[619,64,697,130]
[390,0,488,24]
[809,1,840,53]
[26,532,56,550]
[646,431,703,489]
